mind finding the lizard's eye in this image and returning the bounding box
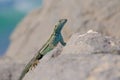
[55,25,57,28]
[59,21,61,23]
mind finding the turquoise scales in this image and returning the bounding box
[18,19,67,80]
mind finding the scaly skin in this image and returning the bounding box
[18,19,67,80]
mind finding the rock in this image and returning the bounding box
[0,57,24,80]
[2,0,120,80]
[62,30,120,55]
[1,30,120,80]
[22,31,120,80]
[24,54,120,80]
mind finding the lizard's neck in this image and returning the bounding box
[54,27,62,34]
[52,31,61,37]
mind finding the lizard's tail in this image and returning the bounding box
[18,57,39,80]
[18,54,43,80]
[18,67,29,80]
[18,60,34,80]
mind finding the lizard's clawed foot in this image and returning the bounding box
[30,60,39,70]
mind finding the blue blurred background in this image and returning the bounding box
[0,0,42,55]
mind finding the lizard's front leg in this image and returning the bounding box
[59,34,66,46]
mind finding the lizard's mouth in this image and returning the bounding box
[60,19,67,24]
[63,19,67,22]
[59,19,67,28]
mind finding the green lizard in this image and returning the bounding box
[18,19,67,80]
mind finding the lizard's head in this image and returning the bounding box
[54,19,67,33]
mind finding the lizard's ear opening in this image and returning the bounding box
[54,25,57,30]
[59,20,62,23]
[55,25,57,28]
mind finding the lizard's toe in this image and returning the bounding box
[30,60,39,70]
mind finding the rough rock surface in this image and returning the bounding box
[0,57,24,80]
[1,30,120,80]
[62,30,120,55]
[1,0,120,80]
[22,31,120,80]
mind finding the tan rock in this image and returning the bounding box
[22,31,120,80]
[2,0,120,80]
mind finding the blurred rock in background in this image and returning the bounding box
[0,0,42,55]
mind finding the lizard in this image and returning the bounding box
[18,19,67,80]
